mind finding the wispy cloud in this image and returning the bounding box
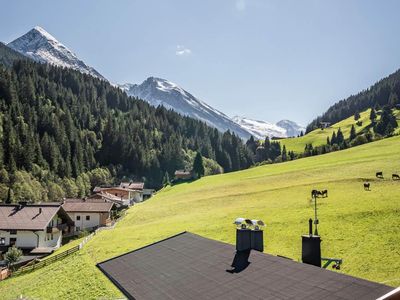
[235,0,246,11]
[176,45,192,56]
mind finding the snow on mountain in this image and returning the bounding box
[232,116,286,139]
[276,119,305,137]
[7,26,105,80]
[119,77,252,139]
[232,116,305,139]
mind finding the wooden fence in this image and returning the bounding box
[12,245,80,276]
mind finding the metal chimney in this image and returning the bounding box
[234,218,265,252]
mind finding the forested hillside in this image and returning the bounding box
[0,55,253,202]
[307,68,400,132]
[0,42,27,67]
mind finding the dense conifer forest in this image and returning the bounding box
[0,51,253,202]
[306,68,400,132]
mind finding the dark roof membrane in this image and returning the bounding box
[97,232,393,300]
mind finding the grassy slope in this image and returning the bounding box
[1,136,400,299]
[282,108,400,154]
[281,109,374,153]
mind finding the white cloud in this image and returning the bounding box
[176,45,192,56]
[235,0,246,11]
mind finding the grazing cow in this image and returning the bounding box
[311,189,328,198]
[364,182,370,191]
[320,190,328,198]
[392,174,400,180]
[376,171,383,178]
[311,189,318,198]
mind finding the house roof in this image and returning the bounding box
[64,198,107,203]
[120,182,144,190]
[94,186,138,193]
[97,232,393,300]
[0,204,70,231]
[95,192,126,203]
[62,201,114,213]
[174,170,192,176]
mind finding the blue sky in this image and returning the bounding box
[1,0,400,125]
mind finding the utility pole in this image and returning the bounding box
[313,194,319,235]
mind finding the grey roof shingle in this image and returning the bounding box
[120,182,144,190]
[0,204,63,230]
[97,232,394,300]
[62,201,114,213]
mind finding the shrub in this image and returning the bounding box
[5,246,22,271]
[350,135,368,147]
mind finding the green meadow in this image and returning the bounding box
[281,108,400,153]
[1,135,400,299]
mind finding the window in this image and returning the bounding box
[10,230,17,235]
[86,216,90,221]
[0,238,5,245]
[76,215,81,221]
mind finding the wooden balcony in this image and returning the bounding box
[46,223,68,233]
[56,223,68,231]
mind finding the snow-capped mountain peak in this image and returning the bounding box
[232,116,286,139]
[32,26,58,42]
[276,119,305,137]
[119,77,252,139]
[232,116,305,139]
[7,26,105,80]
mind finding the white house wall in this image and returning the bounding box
[0,230,62,249]
[15,231,38,248]
[37,231,62,248]
[132,191,143,202]
[68,212,101,231]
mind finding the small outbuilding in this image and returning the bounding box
[174,170,194,181]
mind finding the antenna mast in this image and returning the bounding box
[313,193,319,235]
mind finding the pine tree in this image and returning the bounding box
[349,125,356,140]
[162,171,170,187]
[281,145,287,162]
[330,132,337,145]
[245,136,257,154]
[354,111,361,121]
[193,152,205,178]
[370,108,377,123]
[336,128,344,145]
[5,188,12,204]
